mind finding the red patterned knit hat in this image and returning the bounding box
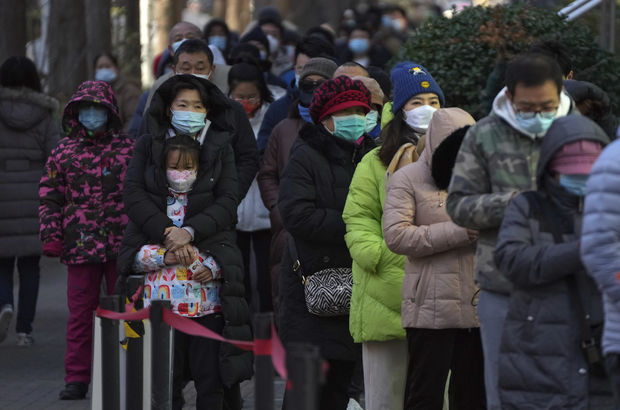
[309,75,371,123]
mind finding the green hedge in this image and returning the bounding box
[394,3,620,118]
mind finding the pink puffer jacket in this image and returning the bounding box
[383,108,479,329]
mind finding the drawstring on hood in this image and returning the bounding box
[492,86,573,140]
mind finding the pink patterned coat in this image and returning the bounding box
[39,81,133,265]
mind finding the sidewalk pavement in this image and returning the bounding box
[0,257,284,410]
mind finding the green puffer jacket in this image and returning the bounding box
[343,147,406,343]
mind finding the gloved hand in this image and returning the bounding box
[42,241,62,257]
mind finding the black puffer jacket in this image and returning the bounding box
[494,115,610,409]
[139,74,258,199]
[277,122,375,361]
[118,75,252,386]
[0,86,59,257]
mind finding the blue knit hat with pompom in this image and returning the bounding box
[391,61,445,113]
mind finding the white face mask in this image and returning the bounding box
[166,169,197,193]
[403,105,437,132]
[191,72,212,81]
[266,34,280,54]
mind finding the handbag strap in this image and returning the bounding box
[522,192,595,351]
[287,236,305,284]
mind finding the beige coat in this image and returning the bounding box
[383,108,479,329]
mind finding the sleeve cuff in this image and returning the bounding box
[182,226,195,241]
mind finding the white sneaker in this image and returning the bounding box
[347,398,364,410]
[0,304,13,343]
[16,332,34,346]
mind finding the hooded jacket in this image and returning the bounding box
[582,139,620,357]
[277,122,375,361]
[494,115,610,409]
[447,87,578,294]
[0,86,59,258]
[118,74,252,386]
[39,81,133,265]
[383,108,478,329]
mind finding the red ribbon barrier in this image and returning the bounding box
[96,305,288,380]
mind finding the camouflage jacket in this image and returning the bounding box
[39,81,133,265]
[446,99,577,294]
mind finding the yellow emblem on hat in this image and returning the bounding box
[421,81,430,88]
[409,67,426,76]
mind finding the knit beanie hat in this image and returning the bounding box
[352,76,384,107]
[300,57,338,82]
[309,75,371,123]
[550,140,603,174]
[391,61,445,113]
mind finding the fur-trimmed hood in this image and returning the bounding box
[0,86,59,131]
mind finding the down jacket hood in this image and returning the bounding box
[492,86,573,140]
[62,80,122,138]
[422,108,475,170]
[564,79,618,138]
[0,86,58,131]
[145,74,232,139]
[536,115,610,189]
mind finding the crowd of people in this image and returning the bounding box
[0,3,620,410]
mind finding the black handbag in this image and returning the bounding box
[288,237,352,317]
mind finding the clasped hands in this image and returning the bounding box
[163,226,213,282]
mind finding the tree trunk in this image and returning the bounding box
[0,0,27,62]
[153,0,177,54]
[212,0,227,20]
[47,0,88,102]
[225,0,251,33]
[85,0,111,78]
[122,0,142,82]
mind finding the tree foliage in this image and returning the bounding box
[394,3,620,118]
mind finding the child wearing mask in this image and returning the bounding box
[39,80,134,400]
[494,115,612,408]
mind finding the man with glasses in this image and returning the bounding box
[446,53,578,410]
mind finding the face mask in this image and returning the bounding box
[79,106,108,131]
[266,34,280,54]
[298,104,313,123]
[191,72,211,81]
[208,36,227,51]
[515,111,556,136]
[404,105,437,132]
[166,169,197,193]
[559,174,589,196]
[332,114,366,142]
[170,110,207,135]
[95,68,117,83]
[364,110,379,133]
[259,50,267,61]
[285,45,295,59]
[171,39,187,53]
[349,38,370,54]
[382,15,392,27]
[294,74,301,89]
[239,100,260,116]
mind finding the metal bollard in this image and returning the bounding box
[285,343,323,410]
[150,299,173,410]
[100,294,124,410]
[254,312,275,410]
[125,275,145,410]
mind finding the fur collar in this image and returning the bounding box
[0,86,59,112]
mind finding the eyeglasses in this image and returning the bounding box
[299,79,325,93]
[513,105,559,119]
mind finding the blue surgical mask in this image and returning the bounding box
[559,174,589,196]
[171,39,187,53]
[294,74,301,89]
[364,110,379,133]
[331,114,366,143]
[208,36,227,51]
[79,106,108,131]
[349,38,369,54]
[515,111,556,136]
[95,68,117,83]
[170,110,207,135]
[382,15,392,27]
[298,104,313,123]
